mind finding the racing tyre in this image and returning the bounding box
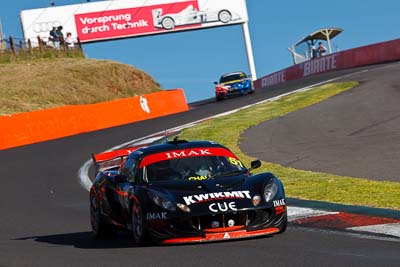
[90,191,115,238]
[218,10,232,23]
[216,95,224,101]
[161,17,175,30]
[131,202,150,245]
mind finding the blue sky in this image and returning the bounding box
[1,0,399,102]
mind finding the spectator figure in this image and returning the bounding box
[0,37,6,52]
[49,27,60,49]
[65,32,74,49]
[56,26,64,46]
[317,42,327,57]
[311,45,317,59]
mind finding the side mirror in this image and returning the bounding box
[249,160,261,170]
[213,81,218,85]
[248,74,252,78]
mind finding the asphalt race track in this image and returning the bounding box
[241,62,400,182]
[1,63,399,267]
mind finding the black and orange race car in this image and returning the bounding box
[90,139,287,245]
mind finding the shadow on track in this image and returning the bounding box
[14,231,278,249]
[14,231,141,249]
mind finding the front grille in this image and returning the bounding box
[170,209,273,232]
[193,211,254,230]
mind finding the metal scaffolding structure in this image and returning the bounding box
[289,28,343,64]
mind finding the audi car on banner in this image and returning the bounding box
[90,139,287,245]
[214,71,254,101]
[152,4,241,30]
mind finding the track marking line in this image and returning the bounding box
[288,207,338,222]
[348,222,400,238]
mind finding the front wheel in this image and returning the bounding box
[218,10,232,23]
[131,202,150,245]
[161,17,175,30]
[216,95,224,101]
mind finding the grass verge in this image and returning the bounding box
[179,82,400,210]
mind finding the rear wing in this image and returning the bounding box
[92,146,144,173]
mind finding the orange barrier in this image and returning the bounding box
[0,89,188,150]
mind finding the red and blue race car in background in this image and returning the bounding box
[214,71,254,101]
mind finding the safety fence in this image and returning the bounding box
[0,89,189,150]
[255,38,400,89]
[0,36,83,61]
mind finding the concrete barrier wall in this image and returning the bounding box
[0,89,188,150]
[255,38,400,89]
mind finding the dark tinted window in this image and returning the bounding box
[219,73,247,83]
[144,156,246,183]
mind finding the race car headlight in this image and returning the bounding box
[177,203,191,213]
[263,179,278,203]
[152,195,176,211]
[252,195,261,206]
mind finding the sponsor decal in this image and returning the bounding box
[74,1,199,42]
[166,149,212,159]
[273,199,285,207]
[261,71,286,87]
[139,147,237,167]
[223,79,244,85]
[146,212,167,220]
[183,190,251,206]
[303,55,337,76]
[140,96,151,114]
[209,202,237,212]
[33,21,62,33]
[188,175,208,181]
[21,0,248,47]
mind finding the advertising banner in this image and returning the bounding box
[20,0,248,44]
[254,38,400,89]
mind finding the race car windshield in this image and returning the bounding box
[144,155,246,183]
[219,73,246,83]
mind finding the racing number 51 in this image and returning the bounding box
[229,157,243,168]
